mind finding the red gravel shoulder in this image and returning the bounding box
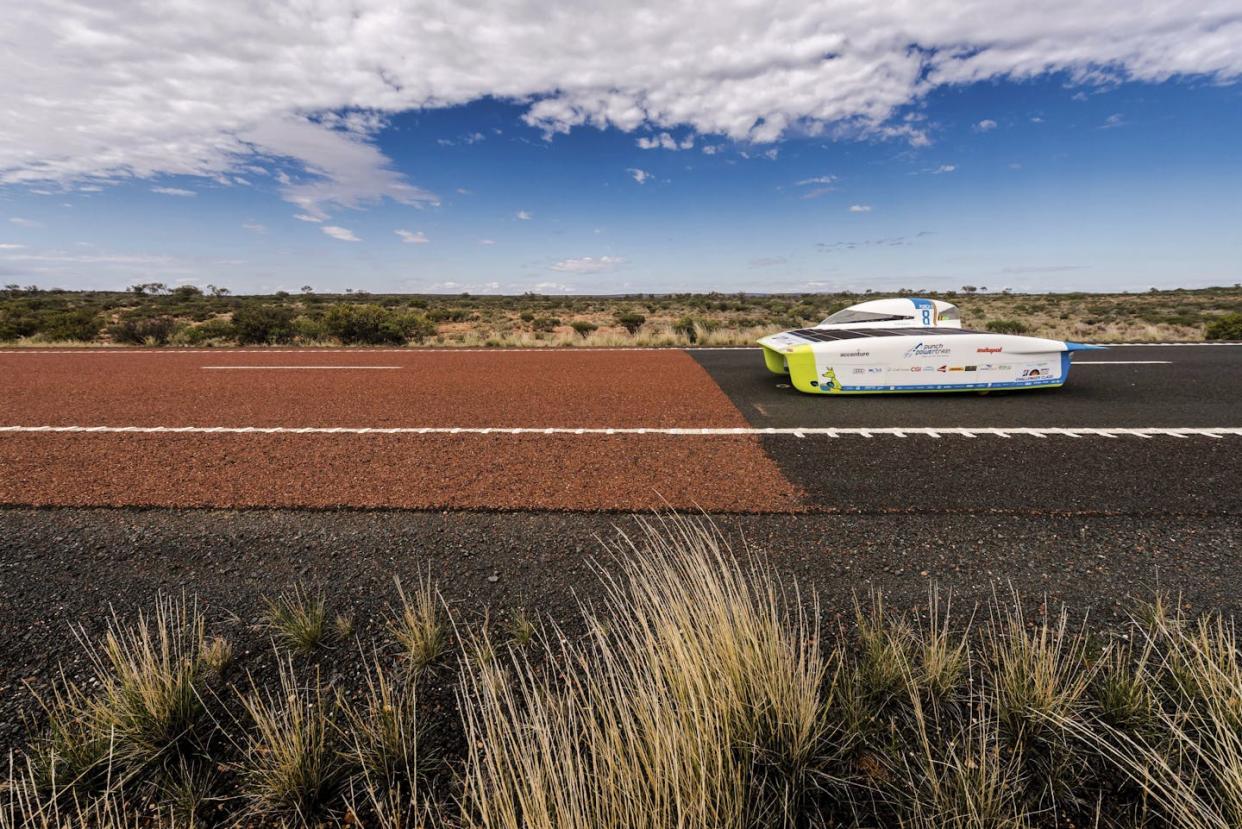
[0,350,748,428]
[0,433,802,512]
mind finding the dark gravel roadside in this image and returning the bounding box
[2,507,1238,753]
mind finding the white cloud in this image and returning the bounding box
[9,217,42,227]
[0,0,1239,206]
[549,255,626,274]
[395,229,429,244]
[242,222,266,233]
[931,164,956,173]
[848,204,872,212]
[628,167,651,184]
[801,188,835,200]
[479,239,496,245]
[150,186,196,196]
[321,225,360,241]
[637,132,694,150]
[701,145,723,155]
[293,213,323,223]
[0,243,24,249]
[975,118,998,131]
[1101,112,1127,128]
[515,210,533,220]
[796,175,837,186]
[532,281,573,293]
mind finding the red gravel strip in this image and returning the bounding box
[0,350,747,428]
[0,433,803,512]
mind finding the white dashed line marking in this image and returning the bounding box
[200,365,402,370]
[1,426,1239,438]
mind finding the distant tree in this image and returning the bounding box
[170,284,202,299]
[961,285,978,293]
[301,285,314,294]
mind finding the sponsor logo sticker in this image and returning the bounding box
[977,347,1002,353]
[904,342,951,359]
[839,350,869,357]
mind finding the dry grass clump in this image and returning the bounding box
[261,585,332,654]
[10,518,1242,828]
[388,574,449,672]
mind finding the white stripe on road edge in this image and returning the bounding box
[201,365,402,370]
[1,426,1239,438]
[1073,361,1171,365]
[2,343,1239,355]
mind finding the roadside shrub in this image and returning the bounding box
[986,319,1029,335]
[673,315,700,342]
[0,308,40,340]
[570,320,598,338]
[174,317,234,345]
[1206,312,1242,340]
[38,308,103,341]
[388,575,448,672]
[108,315,178,345]
[615,311,646,334]
[292,314,329,342]
[531,316,561,333]
[232,304,296,344]
[323,303,436,345]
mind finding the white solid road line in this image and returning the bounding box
[2,343,1240,355]
[1,425,1239,438]
[201,365,402,370]
[1073,360,1171,364]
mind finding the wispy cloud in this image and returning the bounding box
[150,186,196,197]
[931,164,957,174]
[479,239,496,245]
[0,243,25,249]
[515,210,533,220]
[1000,264,1089,274]
[796,175,837,186]
[395,229,429,244]
[848,204,872,213]
[627,167,651,184]
[974,118,998,132]
[293,213,323,223]
[1100,113,1127,129]
[9,217,42,228]
[801,188,835,200]
[549,255,626,273]
[637,132,694,150]
[241,222,266,233]
[321,225,360,241]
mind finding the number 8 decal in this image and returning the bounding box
[922,309,931,325]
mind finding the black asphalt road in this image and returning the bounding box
[693,345,1242,515]
[692,345,1242,428]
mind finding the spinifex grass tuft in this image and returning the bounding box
[261,585,330,654]
[388,574,448,672]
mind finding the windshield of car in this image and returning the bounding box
[938,306,960,321]
[819,309,914,325]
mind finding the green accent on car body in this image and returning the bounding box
[760,345,788,374]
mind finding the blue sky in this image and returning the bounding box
[1,2,1240,294]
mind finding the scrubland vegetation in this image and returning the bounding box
[6,516,1242,828]
[2,283,1241,346]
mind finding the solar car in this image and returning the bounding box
[757,297,1102,394]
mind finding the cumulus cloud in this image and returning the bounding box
[628,167,651,184]
[975,118,998,131]
[848,204,872,212]
[395,229,429,244]
[321,225,360,241]
[0,0,1239,208]
[549,255,626,273]
[515,210,533,220]
[637,132,694,150]
[150,186,196,197]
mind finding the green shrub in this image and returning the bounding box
[986,319,1029,335]
[108,315,178,345]
[0,308,40,340]
[39,308,104,341]
[293,315,329,342]
[323,304,435,345]
[232,304,296,344]
[1205,313,1242,340]
[570,320,598,338]
[615,311,646,334]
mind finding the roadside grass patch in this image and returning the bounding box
[261,586,332,654]
[9,518,1242,827]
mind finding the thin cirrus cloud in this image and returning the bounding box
[150,186,196,197]
[549,255,626,274]
[320,225,360,241]
[848,204,872,212]
[395,229,429,244]
[0,1,1237,217]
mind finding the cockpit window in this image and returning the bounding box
[819,309,914,325]
[938,306,960,321]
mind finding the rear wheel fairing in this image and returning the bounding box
[761,345,789,374]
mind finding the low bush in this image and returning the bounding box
[323,303,436,345]
[108,315,178,345]
[1205,312,1242,340]
[614,311,646,334]
[986,319,1029,335]
[232,304,296,344]
[570,320,597,338]
[37,308,103,341]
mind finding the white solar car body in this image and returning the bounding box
[758,298,1101,394]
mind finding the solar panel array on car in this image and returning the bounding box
[786,327,982,342]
